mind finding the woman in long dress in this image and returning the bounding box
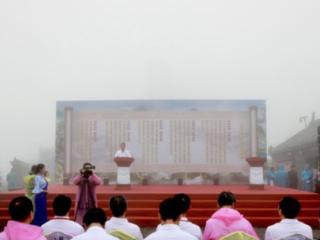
[32,163,48,226]
[72,162,102,224]
[301,164,313,192]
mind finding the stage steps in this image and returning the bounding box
[0,185,319,231]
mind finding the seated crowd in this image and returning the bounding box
[0,191,315,240]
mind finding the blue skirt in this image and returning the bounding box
[33,192,48,226]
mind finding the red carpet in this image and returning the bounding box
[0,184,319,230]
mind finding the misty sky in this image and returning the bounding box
[0,0,320,172]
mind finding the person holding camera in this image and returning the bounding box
[72,163,102,225]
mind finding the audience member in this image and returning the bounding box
[156,193,202,239]
[71,208,118,240]
[105,195,143,240]
[266,167,276,186]
[203,191,258,240]
[265,196,313,240]
[145,197,197,240]
[32,163,48,226]
[174,193,202,239]
[275,165,288,188]
[0,196,46,240]
[301,164,313,192]
[288,164,298,189]
[42,195,84,239]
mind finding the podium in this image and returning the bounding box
[114,157,134,189]
[246,157,266,190]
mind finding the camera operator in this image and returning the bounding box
[72,163,102,225]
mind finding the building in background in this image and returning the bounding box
[270,119,320,187]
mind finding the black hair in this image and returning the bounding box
[159,198,181,222]
[35,163,45,174]
[279,196,301,219]
[83,162,91,168]
[30,165,37,175]
[217,191,236,207]
[83,208,107,227]
[109,195,127,217]
[9,196,33,221]
[173,193,191,214]
[53,195,72,216]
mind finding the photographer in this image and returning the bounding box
[72,163,102,225]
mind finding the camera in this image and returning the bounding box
[80,163,96,177]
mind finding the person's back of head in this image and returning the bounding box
[217,191,236,208]
[279,196,301,219]
[83,208,107,229]
[53,195,72,217]
[30,165,37,175]
[159,197,181,223]
[173,193,191,214]
[109,195,127,217]
[9,196,33,223]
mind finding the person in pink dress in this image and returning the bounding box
[203,191,258,240]
[72,163,102,225]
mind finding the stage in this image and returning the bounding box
[0,184,319,230]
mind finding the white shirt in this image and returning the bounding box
[265,219,313,240]
[146,224,197,240]
[32,175,47,194]
[42,217,84,238]
[105,217,143,240]
[156,217,202,240]
[71,226,119,240]
[114,150,132,158]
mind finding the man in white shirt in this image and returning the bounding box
[71,208,119,240]
[42,195,84,239]
[265,196,313,240]
[174,193,202,239]
[156,193,202,239]
[105,195,143,240]
[145,197,197,240]
[114,142,132,158]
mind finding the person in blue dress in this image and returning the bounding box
[301,164,313,192]
[274,164,288,187]
[32,163,48,226]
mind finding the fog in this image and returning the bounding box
[0,0,320,179]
